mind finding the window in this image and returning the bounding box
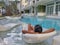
[47,3,54,15]
[56,2,60,15]
[56,5,60,15]
[56,5,58,15]
[37,0,39,1]
[25,0,28,3]
[47,6,54,15]
[56,1,60,4]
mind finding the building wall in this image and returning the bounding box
[21,0,28,7]
[21,0,56,16]
[46,0,60,16]
[17,2,21,12]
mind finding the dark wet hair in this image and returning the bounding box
[34,25,42,33]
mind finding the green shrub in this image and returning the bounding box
[37,5,46,12]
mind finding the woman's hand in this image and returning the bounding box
[42,28,55,33]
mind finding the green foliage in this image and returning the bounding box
[11,2,17,10]
[0,2,4,7]
[25,10,29,13]
[37,5,45,12]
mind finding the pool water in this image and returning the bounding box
[20,16,60,30]
[0,17,59,45]
[0,19,47,45]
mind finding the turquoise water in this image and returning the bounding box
[20,16,60,30]
[0,19,52,45]
[0,17,58,45]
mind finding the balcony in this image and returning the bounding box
[22,0,54,10]
[9,0,20,1]
[9,0,15,1]
[35,0,54,5]
[21,1,32,10]
[26,0,54,7]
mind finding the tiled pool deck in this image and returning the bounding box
[0,19,59,45]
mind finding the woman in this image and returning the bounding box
[2,7,6,16]
[22,24,55,34]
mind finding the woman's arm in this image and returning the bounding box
[42,28,55,33]
[28,24,34,31]
[22,30,38,34]
[22,30,28,34]
[22,28,55,34]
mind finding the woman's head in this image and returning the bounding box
[34,25,42,33]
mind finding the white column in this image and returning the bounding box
[24,10,25,14]
[34,6,37,15]
[46,5,47,15]
[17,2,21,12]
[30,7,33,14]
[20,0,22,14]
[53,1,56,15]
[30,8,31,13]
[4,0,10,6]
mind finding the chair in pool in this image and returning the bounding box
[22,31,56,43]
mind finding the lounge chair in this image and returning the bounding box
[22,30,56,43]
